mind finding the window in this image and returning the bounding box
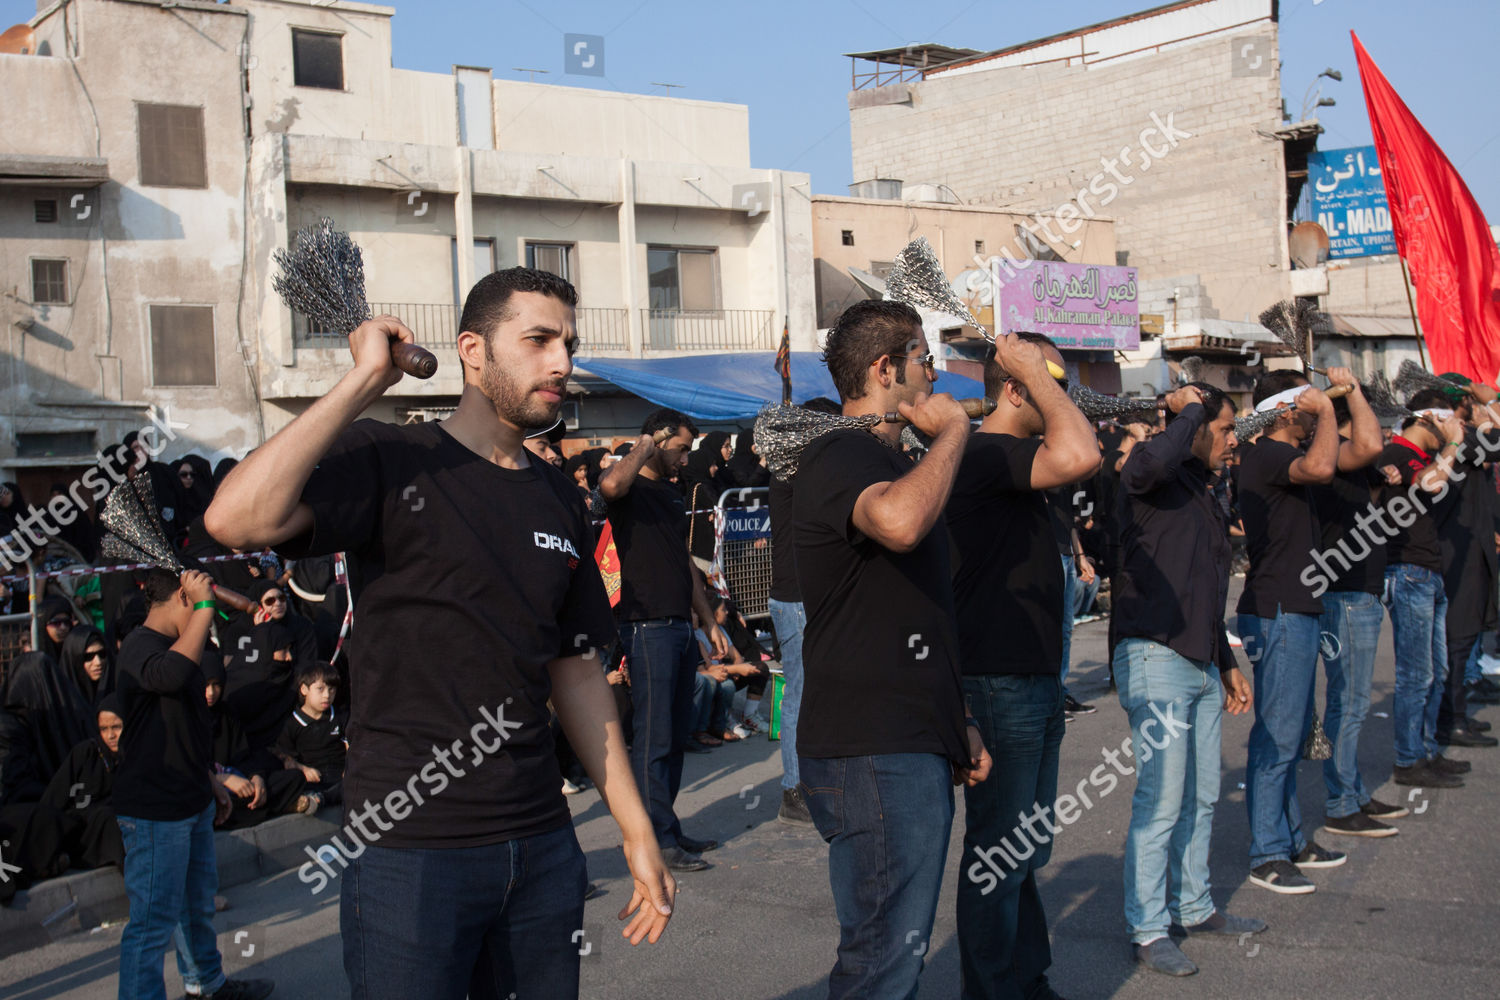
[526,242,572,281]
[137,103,207,189]
[473,238,495,279]
[974,239,985,255]
[30,259,68,304]
[841,229,854,246]
[647,247,718,311]
[149,305,216,386]
[34,200,57,224]
[292,29,344,90]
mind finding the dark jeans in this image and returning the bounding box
[1319,591,1383,818]
[341,823,587,1000]
[800,753,955,1000]
[622,617,697,848]
[692,672,736,734]
[957,674,1064,1000]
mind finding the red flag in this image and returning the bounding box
[1353,32,1500,382]
[774,317,792,404]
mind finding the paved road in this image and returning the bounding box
[4,611,1498,999]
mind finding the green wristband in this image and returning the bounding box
[193,599,216,611]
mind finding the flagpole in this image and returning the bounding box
[1399,256,1431,370]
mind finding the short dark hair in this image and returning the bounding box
[1332,395,1352,426]
[641,408,698,439]
[297,661,339,690]
[1252,369,1309,407]
[1166,381,1236,426]
[821,300,923,402]
[1406,388,1454,412]
[458,267,578,344]
[141,568,182,608]
[982,331,1059,399]
[802,396,841,415]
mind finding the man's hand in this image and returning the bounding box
[348,315,417,392]
[708,624,730,661]
[300,765,322,783]
[991,333,1052,385]
[1076,554,1096,586]
[898,391,971,438]
[633,433,658,462]
[222,774,254,799]
[1470,382,1497,404]
[1326,366,1359,391]
[180,570,215,606]
[618,835,675,945]
[248,774,268,810]
[1437,414,1466,446]
[1295,385,1332,414]
[954,725,993,787]
[705,663,730,683]
[1379,464,1402,486]
[1164,385,1205,414]
[212,779,233,826]
[1222,667,1252,715]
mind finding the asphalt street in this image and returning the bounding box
[3,602,1498,1000]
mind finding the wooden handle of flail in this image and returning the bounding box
[882,396,996,423]
[391,341,438,379]
[1326,384,1352,399]
[210,585,256,615]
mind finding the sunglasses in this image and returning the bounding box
[84,650,105,662]
[898,352,936,373]
[261,595,285,607]
[48,616,73,627]
[179,471,194,480]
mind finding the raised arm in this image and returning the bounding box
[1287,387,1339,485]
[851,394,970,553]
[204,317,413,550]
[1329,368,1382,471]
[991,335,1100,488]
[599,435,655,502]
[1121,388,1205,495]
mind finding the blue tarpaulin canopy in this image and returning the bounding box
[576,352,985,422]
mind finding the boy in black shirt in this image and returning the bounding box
[1237,370,1344,895]
[793,300,991,999]
[114,567,272,1000]
[274,662,346,807]
[946,331,1099,999]
[206,269,673,1000]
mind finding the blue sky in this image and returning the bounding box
[5,0,1496,216]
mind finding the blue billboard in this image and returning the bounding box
[1307,146,1396,259]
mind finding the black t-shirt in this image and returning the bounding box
[113,627,215,822]
[606,475,694,621]
[768,476,800,603]
[1311,464,1387,595]
[1379,437,1443,571]
[275,707,347,775]
[1236,438,1324,617]
[280,419,616,849]
[1045,488,1075,557]
[791,430,967,766]
[947,434,1063,675]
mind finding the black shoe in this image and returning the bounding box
[660,846,710,872]
[1427,753,1471,775]
[1249,859,1315,894]
[681,740,711,754]
[1393,761,1463,788]
[777,787,814,827]
[1465,716,1492,732]
[1063,712,1076,724]
[202,980,275,1000]
[677,834,719,854]
[1438,726,1498,748]
[1323,812,1398,838]
[1361,797,1409,819]
[1292,841,1346,869]
[1134,937,1198,976]
[1063,694,1096,715]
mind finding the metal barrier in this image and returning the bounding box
[713,487,773,621]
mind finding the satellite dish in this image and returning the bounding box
[0,24,36,55]
[1289,221,1330,269]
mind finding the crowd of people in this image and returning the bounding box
[1,265,1498,1000]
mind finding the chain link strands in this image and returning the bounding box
[1392,358,1471,400]
[1067,384,1159,422]
[1233,383,1353,440]
[1258,298,1333,372]
[1178,355,1207,385]
[1361,370,1410,419]
[753,398,995,481]
[884,236,985,332]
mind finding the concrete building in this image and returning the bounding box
[1,0,814,497]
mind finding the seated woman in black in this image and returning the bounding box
[41,694,126,869]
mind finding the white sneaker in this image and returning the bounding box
[561,779,582,795]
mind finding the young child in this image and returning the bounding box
[273,662,345,808]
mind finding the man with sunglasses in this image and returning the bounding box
[945,330,1098,999]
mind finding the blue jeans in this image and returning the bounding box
[768,598,806,790]
[692,672,736,734]
[799,753,955,1000]
[116,803,224,1000]
[957,674,1064,1000]
[1319,591,1383,818]
[1113,639,1222,944]
[622,618,698,848]
[1383,565,1449,766]
[1060,554,1077,691]
[1239,609,1320,868]
[341,823,586,1000]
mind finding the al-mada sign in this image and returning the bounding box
[993,260,1140,351]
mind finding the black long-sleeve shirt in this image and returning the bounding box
[113,626,214,821]
[1113,404,1237,672]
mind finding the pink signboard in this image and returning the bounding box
[992,260,1140,351]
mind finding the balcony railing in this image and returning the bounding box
[576,307,630,353]
[295,302,458,348]
[642,308,776,352]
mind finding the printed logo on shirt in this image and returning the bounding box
[533,531,581,559]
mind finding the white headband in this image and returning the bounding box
[1254,384,1310,414]
[1413,408,1454,422]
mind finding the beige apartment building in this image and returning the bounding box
[0,0,814,496]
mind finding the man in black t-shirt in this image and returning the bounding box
[600,407,731,873]
[114,567,270,1000]
[792,300,991,999]
[1304,390,1412,839]
[945,331,1098,999]
[206,269,673,1000]
[1237,370,1345,896]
